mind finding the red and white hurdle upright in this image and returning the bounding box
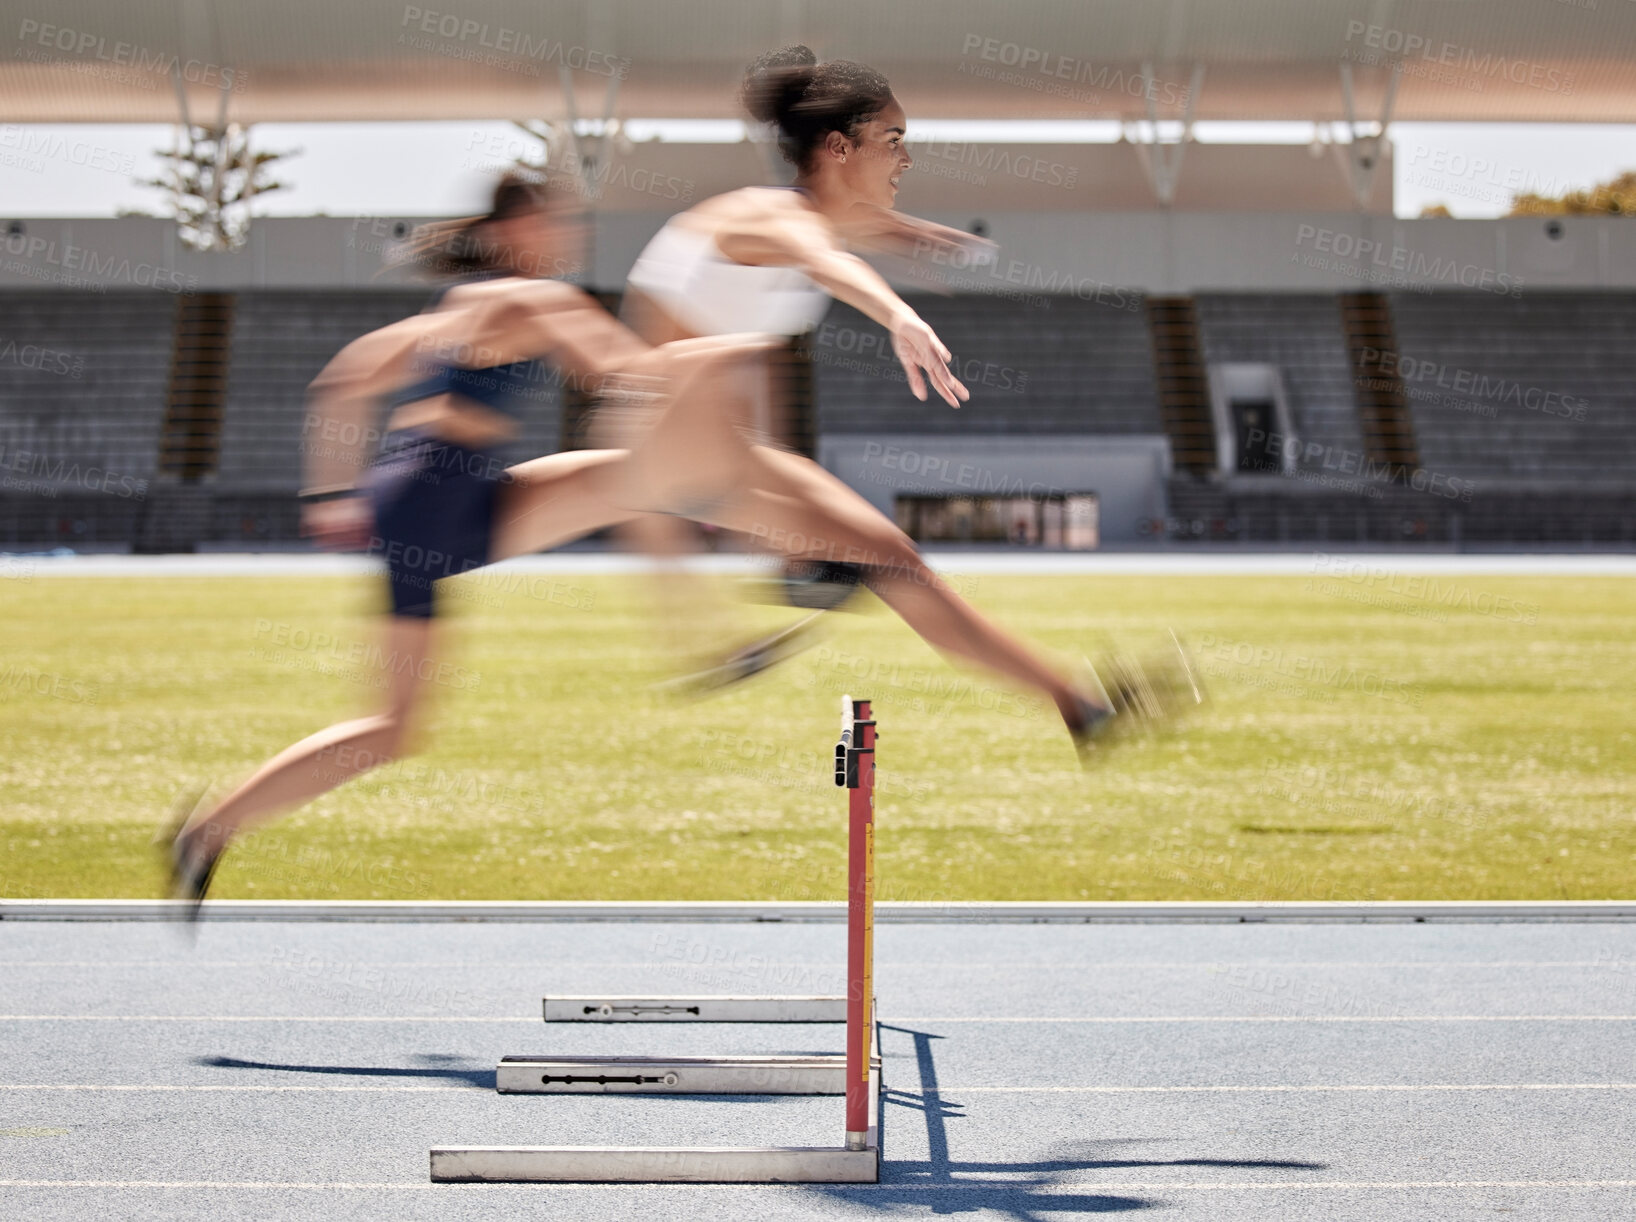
[430,696,881,1184]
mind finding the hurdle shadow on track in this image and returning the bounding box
[831,1025,1327,1219]
[194,1055,799,1103]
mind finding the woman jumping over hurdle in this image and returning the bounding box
[598,47,1195,741]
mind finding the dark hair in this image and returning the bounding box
[402,172,553,278]
[740,45,894,170]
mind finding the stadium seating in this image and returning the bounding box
[1388,291,1636,484]
[0,289,172,484]
[812,295,1162,435]
[2,285,1633,549]
[0,290,173,544]
[1192,293,1367,467]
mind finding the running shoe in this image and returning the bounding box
[1071,630,1205,763]
[659,610,827,696]
[159,791,228,922]
[738,560,869,613]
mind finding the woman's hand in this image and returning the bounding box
[301,495,374,551]
[889,310,969,407]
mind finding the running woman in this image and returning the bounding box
[602,46,1174,747]
[165,175,778,906]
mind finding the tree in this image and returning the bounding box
[1510,170,1634,216]
[145,123,296,252]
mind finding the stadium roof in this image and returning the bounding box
[4,0,1632,126]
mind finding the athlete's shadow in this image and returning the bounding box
[196,1053,496,1089]
[843,1025,1327,1219]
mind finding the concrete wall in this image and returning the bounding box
[817,434,1173,545]
[2,210,1628,296]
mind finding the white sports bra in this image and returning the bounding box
[626,218,831,339]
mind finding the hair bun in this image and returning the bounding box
[740,44,819,125]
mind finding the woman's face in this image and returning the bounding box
[832,97,911,208]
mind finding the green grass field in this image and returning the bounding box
[2,566,1631,902]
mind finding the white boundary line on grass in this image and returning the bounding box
[6,899,1636,922]
[12,551,1636,578]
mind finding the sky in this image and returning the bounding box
[2,120,1632,219]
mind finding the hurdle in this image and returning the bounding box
[430,696,881,1183]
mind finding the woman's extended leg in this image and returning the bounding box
[709,447,1087,723]
[173,616,443,874]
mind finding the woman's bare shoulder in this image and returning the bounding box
[680,186,816,227]
[439,276,589,311]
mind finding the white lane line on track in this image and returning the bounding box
[0,1092,467,1099]
[8,1013,1636,1023]
[6,1082,1636,1094]
[0,1016,532,1022]
[929,1092,1636,1099]
[3,1179,1636,1191]
[7,960,1636,970]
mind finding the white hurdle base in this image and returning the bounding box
[497,1053,880,1095]
[544,995,846,1023]
[430,1142,877,1184]
[433,1059,880,1183]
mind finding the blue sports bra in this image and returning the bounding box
[393,359,546,418]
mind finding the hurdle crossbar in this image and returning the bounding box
[541,995,846,1022]
[430,696,880,1183]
